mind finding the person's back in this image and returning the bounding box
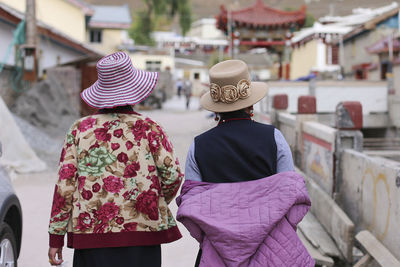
[195,113,277,183]
[47,52,183,267]
[178,59,312,267]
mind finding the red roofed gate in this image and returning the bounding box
[216,0,306,80]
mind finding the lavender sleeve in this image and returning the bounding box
[274,128,295,172]
[184,128,295,182]
[184,141,202,181]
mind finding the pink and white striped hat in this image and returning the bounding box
[81,51,159,109]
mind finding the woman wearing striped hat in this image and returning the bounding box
[47,52,183,267]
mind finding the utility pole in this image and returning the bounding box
[23,0,37,81]
[26,0,37,46]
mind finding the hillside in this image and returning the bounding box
[86,0,398,21]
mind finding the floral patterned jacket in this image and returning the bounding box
[48,110,183,249]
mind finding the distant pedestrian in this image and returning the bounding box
[47,52,183,267]
[176,79,183,98]
[183,80,192,110]
[176,60,314,266]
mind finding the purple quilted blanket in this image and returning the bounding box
[176,171,315,267]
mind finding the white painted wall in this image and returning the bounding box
[265,81,388,115]
[267,82,309,113]
[187,18,224,40]
[314,82,387,114]
[0,21,16,66]
[37,37,85,76]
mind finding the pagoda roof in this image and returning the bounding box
[218,0,306,28]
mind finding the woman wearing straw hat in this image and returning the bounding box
[47,52,183,267]
[176,60,314,266]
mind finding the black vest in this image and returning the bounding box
[194,111,277,183]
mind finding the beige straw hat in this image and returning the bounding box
[200,59,268,113]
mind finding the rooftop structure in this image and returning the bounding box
[88,4,131,29]
[320,2,399,27]
[216,0,306,47]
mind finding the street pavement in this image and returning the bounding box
[13,96,215,267]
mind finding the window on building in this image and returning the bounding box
[146,61,162,71]
[90,29,103,43]
[194,73,200,80]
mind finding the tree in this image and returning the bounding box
[304,13,316,28]
[284,7,316,28]
[130,0,192,46]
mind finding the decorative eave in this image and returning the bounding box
[216,0,306,32]
[65,0,95,16]
[366,35,400,54]
[88,21,131,30]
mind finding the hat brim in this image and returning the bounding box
[81,70,159,109]
[200,81,268,113]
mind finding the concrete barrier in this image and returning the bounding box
[297,168,354,262]
[302,121,337,196]
[338,150,400,261]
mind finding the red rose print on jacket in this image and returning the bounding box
[148,165,156,172]
[122,222,138,232]
[81,188,93,200]
[117,152,129,164]
[93,222,108,234]
[51,185,65,217]
[134,190,159,220]
[89,142,100,150]
[94,128,111,142]
[78,176,86,190]
[125,141,133,150]
[59,164,77,180]
[94,202,119,224]
[113,129,123,138]
[111,143,120,151]
[78,117,96,132]
[103,176,124,194]
[162,138,172,152]
[123,162,140,178]
[116,217,125,225]
[76,212,94,232]
[132,120,149,141]
[149,175,161,194]
[122,188,138,200]
[59,148,66,163]
[103,120,120,130]
[92,183,101,193]
[148,131,160,153]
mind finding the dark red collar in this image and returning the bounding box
[218,117,252,125]
[95,106,140,115]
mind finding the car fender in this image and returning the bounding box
[0,194,23,257]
